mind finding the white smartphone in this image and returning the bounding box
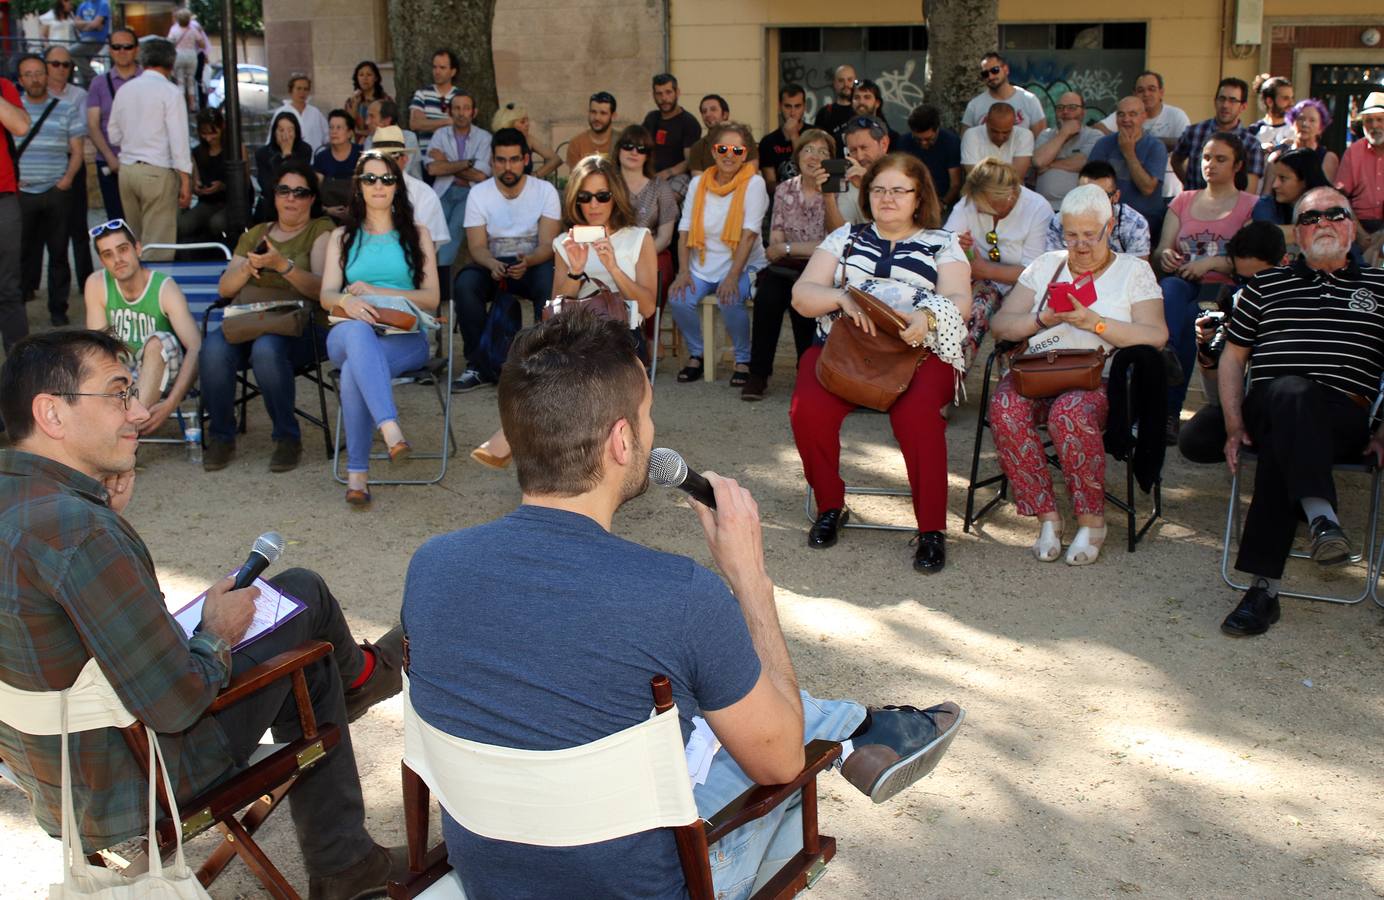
[572,225,606,243]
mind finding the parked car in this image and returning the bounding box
[208,63,269,113]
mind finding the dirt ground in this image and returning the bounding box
[3,295,1384,899]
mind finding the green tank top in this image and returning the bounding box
[104,269,171,357]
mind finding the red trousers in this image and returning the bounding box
[790,345,954,532]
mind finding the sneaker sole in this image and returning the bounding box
[451,382,493,394]
[865,707,966,803]
[1311,535,1352,568]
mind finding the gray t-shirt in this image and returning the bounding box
[1034,125,1102,209]
[403,505,762,899]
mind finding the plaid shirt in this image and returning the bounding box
[1173,118,1265,191]
[0,450,234,852]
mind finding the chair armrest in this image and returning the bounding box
[205,640,333,714]
[703,739,841,845]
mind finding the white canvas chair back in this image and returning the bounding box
[401,677,699,848]
[0,658,210,899]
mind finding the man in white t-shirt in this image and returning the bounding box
[824,116,891,230]
[1032,91,1101,210]
[1095,70,1190,198]
[961,52,1046,139]
[960,104,1034,180]
[452,127,562,391]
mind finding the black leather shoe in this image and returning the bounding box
[912,531,946,574]
[1308,515,1352,567]
[808,507,849,548]
[1220,583,1281,637]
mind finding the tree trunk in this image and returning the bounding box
[923,0,999,130]
[387,0,499,127]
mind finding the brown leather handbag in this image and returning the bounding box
[220,286,310,344]
[814,234,928,411]
[1009,261,1106,398]
[543,276,628,322]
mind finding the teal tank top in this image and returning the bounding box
[344,230,415,291]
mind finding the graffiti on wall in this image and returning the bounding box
[779,52,922,126]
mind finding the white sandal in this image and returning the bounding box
[1032,520,1062,562]
[1064,525,1107,566]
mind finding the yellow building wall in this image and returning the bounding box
[670,0,1384,138]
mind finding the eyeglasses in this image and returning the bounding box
[979,65,1003,78]
[88,218,127,239]
[1296,206,1351,227]
[576,190,613,204]
[58,389,134,410]
[799,145,831,158]
[868,186,916,199]
[1061,221,1112,249]
[46,60,73,69]
[275,185,314,198]
[356,173,399,186]
[109,42,136,51]
[618,141,649,154]
[985,230,1002,262]
[1054,103,1083,112]
[1214,94,1244,105]
[714,144,746,157]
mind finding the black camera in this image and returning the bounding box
[1197,310,1229,368]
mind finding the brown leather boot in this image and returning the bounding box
[307,844,408,900]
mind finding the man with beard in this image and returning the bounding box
[1336,91,1384,236]
[403,310,965,898]
[451,127,561,392]
[823,115,891,230]
[565,90,617,170]
[758,83,806,194]
[685,93,728,176]
[1171,77,1263,193]
[844,78,898,146]
[641,73,700,196]
[1216,187,1384,637]
[811,63,856,137]
[960,52,1046,139]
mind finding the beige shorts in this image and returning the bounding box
[129,332,183,396]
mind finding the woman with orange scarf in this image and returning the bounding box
[668,122,770,385]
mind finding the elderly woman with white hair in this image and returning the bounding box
[987,184,1169,565]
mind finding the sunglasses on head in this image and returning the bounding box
[88,218,127,239]
[357,172,399,186]
[109,42,136,50]
[618,141,649,154]
[985,230,1002,262]
[1297,206,1351,226]
[980,65,1003,78]
[47,60,72,69]
[576,190,613,204]
[714,144,746,157]
[275,185,314,198]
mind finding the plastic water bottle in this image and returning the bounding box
[184,422,203,464]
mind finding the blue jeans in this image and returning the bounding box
[1162,277,1221,414]
[200,323,328,444]
[96,163,125,220]
[326,321,430,473]
[668,272,754,364]
[437,184,470,268]
[454,260,554,380]
[697,692,865,899]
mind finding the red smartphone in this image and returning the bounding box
[1047,283,1076,313]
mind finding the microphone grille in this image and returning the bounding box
[252,531,286,564]
[647,448,687,487]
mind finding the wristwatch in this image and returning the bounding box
[278,258,296,276]
[923,309,938,334]
[1093,317,1107,335]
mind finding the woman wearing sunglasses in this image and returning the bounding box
[471,155,658,468]
[254,112,313,222]
[943,157,1053,368]
[791,153,971,573]
[1154,131,1258,443]
[319,151,440,506]
[668,122,769,385]
[201,162,336,474]
[614,124,678,306]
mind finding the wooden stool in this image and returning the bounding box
[697,295,754,381]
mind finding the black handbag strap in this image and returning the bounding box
[17,99,59,159]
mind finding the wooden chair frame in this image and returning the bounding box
[115,640,340,900]
[387,675,841,900]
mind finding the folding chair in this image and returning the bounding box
[139,243,337,457]
[1220,374,1384,605]
[800,410,915,534]
[387,673,841,900]
[963,343,1164,552]
[0,640,341,900]
[330,315,457,487]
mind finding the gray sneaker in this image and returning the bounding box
[450,369,491,393]
[840,702,965,803]
[202,438,235,472]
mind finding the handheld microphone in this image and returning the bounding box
[648,448,717,509]
[232,531,286,590]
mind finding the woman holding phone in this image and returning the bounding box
[471,155,658,468]
[988,184,1167,565]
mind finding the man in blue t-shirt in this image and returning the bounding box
[71,0,110,78]
[403,312,965,899]
[1089,96,1169,240]
[896,104,962,209]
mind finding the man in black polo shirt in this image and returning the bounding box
[1218,187,1384,637]
[641,72,700,198]
[758,83,806,194]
